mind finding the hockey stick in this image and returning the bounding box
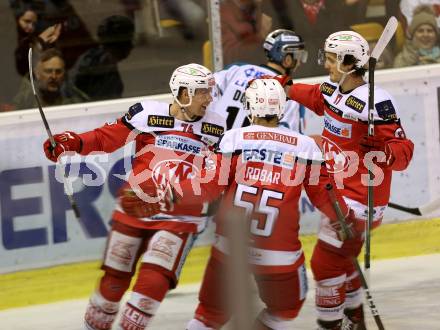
[28,48,81,219]
[365,16,399,275]
[388,197,440,216]
[326,184,385,330]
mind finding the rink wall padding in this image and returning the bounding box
[0,218,439,310]
[1,65,440,273]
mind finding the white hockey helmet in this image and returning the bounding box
[169,63,215,107]
[245,79,286,120]
[322,31,370,70]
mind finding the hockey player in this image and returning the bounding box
[273,31,415,329]
[43,63,226,330]
[155,79,365,330]
[214,28,308,132]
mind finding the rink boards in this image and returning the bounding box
[1,64,440,274]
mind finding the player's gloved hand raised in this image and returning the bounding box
[43,131,82,162]
[119,182,175,218]
[359,135,394,166]
[331,209,365,241]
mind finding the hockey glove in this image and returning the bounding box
[330,210,365,241]
[119,182,174,218]
[43,131,82,162]
[272,74,293,87]
[359,135,394,166]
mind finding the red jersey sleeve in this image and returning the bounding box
[375,121,414,171]
[303,162,349,222]
[78,118,132,155]
[288,83,326,116]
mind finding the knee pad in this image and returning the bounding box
[315,275,346,322]
[84,291,120,330]
[99,271,132,302]
[132,264,171,301]
[186,318,216,330]
[257,309,298,330]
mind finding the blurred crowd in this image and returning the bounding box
[2,0,440,112]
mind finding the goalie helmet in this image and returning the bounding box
[263,29,307,64]
[169,63,215,107]
[322,31,369,69]
[245,79,286,120]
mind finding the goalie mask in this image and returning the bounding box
[319,31,369,74]
[169,63,216,107]
[244,79,286,121]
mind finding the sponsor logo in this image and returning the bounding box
[324,113,352,138]
[376,99,397,120]
[138,297,156,312]
[147,115,175,128]
[201,122,224,137]
[155,135,202,154]
[342,112,359,122]
[151,237,176,258]
[242,148,296,169]
[243,131,297,145]
[125,103,144,120]
[345,95,365,113]
[109,241,136,266]
[320,82,336,96]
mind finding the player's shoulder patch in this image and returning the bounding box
[147,115,175,128]
[125,102,144,120]
[201,122,225,137]
[345,95,366,113]
[375,99,397,120]
[320,82,337,96]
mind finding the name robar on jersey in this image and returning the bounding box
[213,63,302,132]
[289,78,414,222]
[178,125,346,274]
[78,99,226,233]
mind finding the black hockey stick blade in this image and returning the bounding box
[388,202,421,216]
[388,197,440,216]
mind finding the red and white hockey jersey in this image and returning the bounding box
[178,125,348,273]
[288,79,414,221]
[214,64,302,131]
[78,99,226,233]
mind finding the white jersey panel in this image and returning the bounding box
[213,64,301,131]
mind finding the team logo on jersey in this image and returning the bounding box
[345,96,365,113]
[152,159,199,186]
[125,102,144,120]
[334,94,343,105]
[375,100,397,120]
[243,131,297,145]
[324,113,352,138]
[394,127,406,139]
[201,122,224,137]
[155,135,203,154]
[242,148,296,169]
[321,137,350,174]
[320,82,336,96]
[148,115,175,128]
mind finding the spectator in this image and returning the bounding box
[400,0,440,34]
[221,0,273,66]
[12,4,61,76]
[13,48,88,110]
[276,0,368,77]
[394,5,440,67]
[70,15,134,102]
